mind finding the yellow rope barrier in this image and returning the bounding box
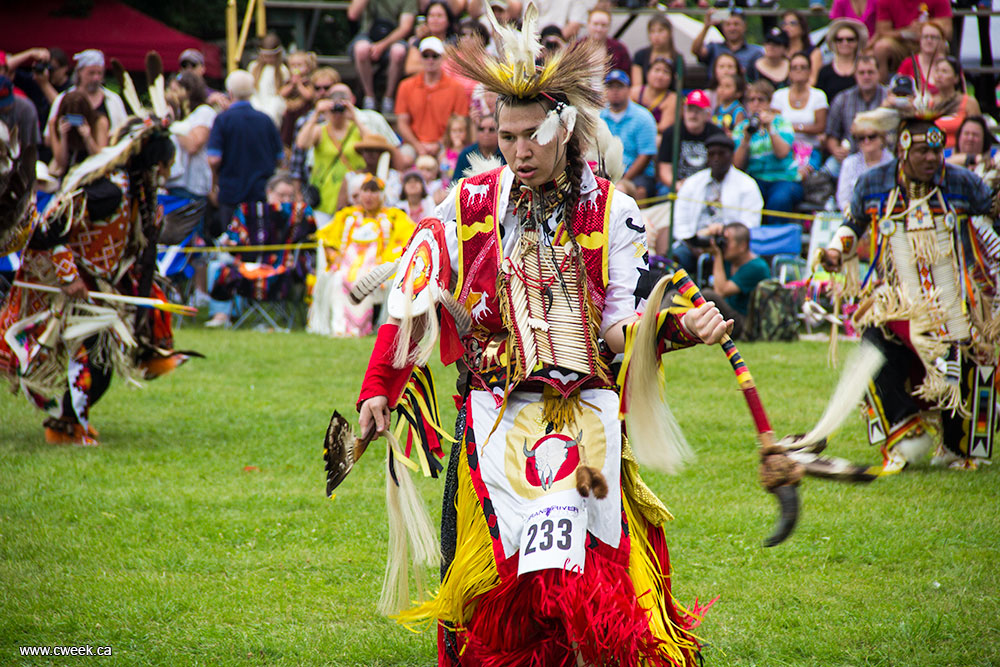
[156,242,320,254]
[634,192,821,222]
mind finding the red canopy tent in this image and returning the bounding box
[0,1,223,79]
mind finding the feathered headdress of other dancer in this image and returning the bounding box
[445,1,607,152]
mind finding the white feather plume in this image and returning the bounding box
[560,105,577,140]
[586,118,625,183]
[463,152,504,178]
[482,0,542,75]
[121,72,147,120]
[532,109,562,146]
[150,75,169,120]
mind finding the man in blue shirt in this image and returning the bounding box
[599,69,658,200]
[207,70,283,237]
[691,7,764,77]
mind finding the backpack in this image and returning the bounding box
[744,279,800,342]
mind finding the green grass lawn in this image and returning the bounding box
[1,330,998,666]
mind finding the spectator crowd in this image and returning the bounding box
[2,0,997,338]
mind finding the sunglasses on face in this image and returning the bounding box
[834,35,857,43]
[180,61,198,69]
[855,133,879,142]
[421,51,441,59]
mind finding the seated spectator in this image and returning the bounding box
[279,51,318,148]
[347,0,416,113]
[396,170,437,221]
[835,107,895,211]
[947,116,998,172]
[771,52,828,170]
[779,10,822,85]
[816,18,868,105]
[825,54,887,174]
[404,1,458,76]
[415,153,446,203]
[308,175,415,337]
[668,133,763,268]
[705,52,744,108]
[336,133,403,210]
[656,89,725,191]
[631,57,677,134]
[631,14,681,93]
[896,22,947,96]
[692,7,764,75]
[439,113,471,184]
[49,91,107,178]
[45,50,127,144]
[295,85,367,226]
[207,173,317,328]
[585,7,631,74]
[747,28,790,89]
[395,37,470,157]
[452,113,504,180]
[871,0,951,81]
[700,221,770,340]
[208,70,284,237]
[601,70,658,200]
[932,57,981,150]
[733,80,803,224]
[710,73,746,136]
[248,33,290,126]
[829,0,876,38]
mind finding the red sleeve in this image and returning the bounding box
[929,0,953,18]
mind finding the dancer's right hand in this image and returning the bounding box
[61,277,88,299]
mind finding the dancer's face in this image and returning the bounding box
[498,102,567,188]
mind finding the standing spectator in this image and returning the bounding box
[871,0,951,82]
[896,22,947,96]
[439,114,471,184]
[279,51,318,148]
[779,10,821,85]
[825,55,887,165]
[452,113,504,180]
[747,28,791,89]
[631,14,681,93]
[668,133,762,264]
[835,108,894,211]
[656,89,724,191]
[585,7,631,75]
[816,18,868,104]
[177,49,228,108]
[49,91,107,178]
[631,57,677,134]
[692,7,764,75]
[601,70,658,200]
[733,80,803,224]
[771,52,829,170]
[348,0,416,113]
[404,1,458,76]
[829,0,876,38]
[207,70,283,237]
[295,84,366,226]
[45,50,127,145]
[932,57,981,149]
[0,75,40,156]
[248,33,290,126]
[166,73,216,201]
[711,73,746,136]
[7,47,71,149]
[394,37,470,157]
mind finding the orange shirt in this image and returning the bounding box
[394,72,470,144]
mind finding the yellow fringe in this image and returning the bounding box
[621,436,673,526]
[395,450,500,629]
[541,385,582,431]
[623,490,702,663]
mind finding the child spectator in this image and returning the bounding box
[279,51,318,148]
[414,153,445,203]
[249,33,290,126]
[439,113,471,185]
[396,170,436,221]
[711,73,746,136]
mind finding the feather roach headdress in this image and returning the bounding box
[445,1,607,151]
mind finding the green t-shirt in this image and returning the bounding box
[733,116,800,183]
[724,256,770,316]
[361,0,418,37]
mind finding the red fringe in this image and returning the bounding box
[646,525,716,632]
[457,547,682,667]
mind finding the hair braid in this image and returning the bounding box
[562,136,586,245]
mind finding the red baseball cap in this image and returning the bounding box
[685,89,711,110]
